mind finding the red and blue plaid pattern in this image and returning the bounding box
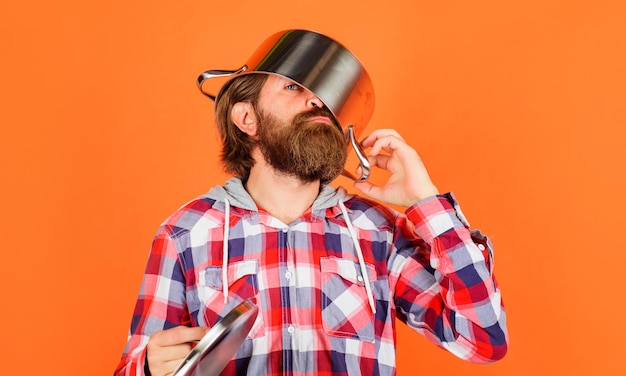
[115,191,507,375]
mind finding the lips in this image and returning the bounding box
[309,116,332,125]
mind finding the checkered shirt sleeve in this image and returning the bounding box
[395,192,508,362]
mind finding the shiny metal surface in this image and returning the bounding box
[172,300,259,376]
[345,125,370,181]
[196,65,248,101]
[197,29,375,180]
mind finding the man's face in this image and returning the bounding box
[254,75,347,183]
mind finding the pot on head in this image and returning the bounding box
[197,29,375,181]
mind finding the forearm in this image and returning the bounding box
[115,228,189,374]
[397,193,508,362]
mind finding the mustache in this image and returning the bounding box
[293,107,338,127]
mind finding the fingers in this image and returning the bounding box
[361,132,418,168]
[352,128,439,206]
[147,340,193,362]
[147,326,208,376]
[147,344,194,375]
[360,128,406,145]
[367,154,392,172]
[150,326,207,347]
[353,180,385,202]
[360,129,406,149]
[362,135,421,176]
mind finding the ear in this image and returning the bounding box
[231,102,258,137]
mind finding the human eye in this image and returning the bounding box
[285,83,301,91]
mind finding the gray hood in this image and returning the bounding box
[202,177,351,213]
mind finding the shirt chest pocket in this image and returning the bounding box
[320,257,376,343]
[198,259,264,339]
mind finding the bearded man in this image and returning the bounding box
[115,30,508,376]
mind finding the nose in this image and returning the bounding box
[306,92,324,109]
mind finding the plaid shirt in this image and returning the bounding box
[115,183,507,375]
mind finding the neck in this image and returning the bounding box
[245,150,321,224]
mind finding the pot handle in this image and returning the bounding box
[197,65,248,101]
[342,125,370,182]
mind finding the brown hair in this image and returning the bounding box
[214,74,268,179]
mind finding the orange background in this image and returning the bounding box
[1,0,625,375]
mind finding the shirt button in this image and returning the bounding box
[287,326,295,334]
[478,244,486,251]
[357,275,364,282]
[282,227,288,233]
[285,271,293,279]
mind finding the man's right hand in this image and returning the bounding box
[146,326,209,376]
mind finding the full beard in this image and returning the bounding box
[256,107,348,184]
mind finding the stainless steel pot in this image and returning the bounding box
[197,29,375,181]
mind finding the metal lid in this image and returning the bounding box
[172,300,259,376]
